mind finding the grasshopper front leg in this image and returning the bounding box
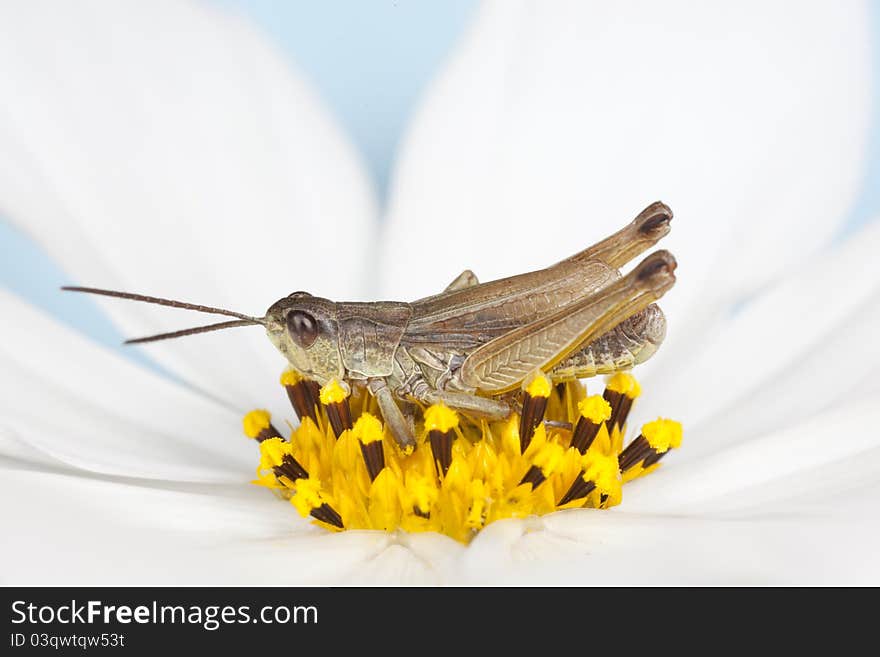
[368,377,418,451]
[371,376,509,449]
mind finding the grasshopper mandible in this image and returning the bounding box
[64,202,676,450]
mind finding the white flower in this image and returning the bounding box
[1,0,878,584]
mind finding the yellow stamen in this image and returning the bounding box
[279,369,302,387]
[290,477,325,517]
[523,369,552,398]
[242,409,271,439]
[606,372,639,397]
[642,418,683,453]
[246,372,681,543]
[369,468,403,531]
[465,480,488,529]
[258,436,290,468]
[319,378,350,405]
[352,412,384,444]
[533,441,566,478]
[290,477,343,529]
[582,451,622,505]
[424,403,459,433]
[404,473,438,516]
[577,395,612,423]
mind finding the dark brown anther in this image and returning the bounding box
[641,449,667,469]
[273,454,309,482]
[255,423,283,443]
[603,379,638,434]
[284,378,321,424]
[558,476,596,506]
[310,503,343,529]
[618,434,653,473]
[359,440,385,482]
[519,393,549,453]
[604,386,622,420]
[320,380,353,439]
[614,395,635,432]
[570,416,603,454]
[429,429,454,478]
[519,372,551,454]
[325,401,352,439]
[603,387,625,432]
[244,411,286,443]
[519,465,547,490]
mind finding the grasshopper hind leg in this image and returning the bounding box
[418,389,511,420]
[405,376,511,421]
[559,201,672,269]
[368,378,418,451]
[549,303,667,379]
[459,251,676,393]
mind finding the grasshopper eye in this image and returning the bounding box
[287,310,318,348]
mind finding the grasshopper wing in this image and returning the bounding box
[459,251,676,393]
[404,260,619,350]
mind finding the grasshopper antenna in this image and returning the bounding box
[123,319,260,344]
[61,286,265,344]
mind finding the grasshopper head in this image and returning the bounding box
[264,293,344,385]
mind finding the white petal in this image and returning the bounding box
[674,287,880,454]
[349,531,467,585]
[0,466,391,585]
[632,219,880,448]
[381,0,870,382]
[0,290,254,481]
[341,542,445,586]
[461,506,880,584]
[464,399,880,585]
[8,393,878,585]
[0,427,68,472]
[0,0,378,411]
[623,398,880,513]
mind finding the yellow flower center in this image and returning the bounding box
[244,371,682,544]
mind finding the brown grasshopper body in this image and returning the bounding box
[262,202,676,448]
[64,202,677,450]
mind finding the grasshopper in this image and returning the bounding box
[64,202,676,449]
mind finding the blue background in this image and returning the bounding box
[1,0,878,366]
